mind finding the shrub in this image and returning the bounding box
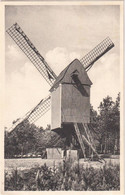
[5,160,120,191]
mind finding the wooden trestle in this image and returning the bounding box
[74,123,100,159]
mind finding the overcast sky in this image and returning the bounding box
[5,5,120,130]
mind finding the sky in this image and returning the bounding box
[5,5,120,130]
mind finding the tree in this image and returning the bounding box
[4,94,120,158]
[5,120,38,157]
[4,121,64,158]
[97,94,120,154]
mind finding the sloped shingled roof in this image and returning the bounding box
[50,59,92,92]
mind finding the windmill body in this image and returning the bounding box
[50,59,92,130]
[6,23,115,159]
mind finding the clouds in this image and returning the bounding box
[5,44,120,130]
[5,5,120,130]
[5,5,120,55]
[5,44,28,76]
[5,59,50,129]
[88,52,120,110]
[46,47,80,75]
[7,45,21,59]
[5,46,81,129]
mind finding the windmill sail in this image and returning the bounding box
[27,95,51,123]
[6,23,114,132]
[8,95,51,132]
[6,23,57,86]
[80,37,114,71]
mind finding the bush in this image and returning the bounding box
[5,160,120,191]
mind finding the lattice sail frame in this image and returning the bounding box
[6,23,57,86]
[27,95,51,123]
[6,23,114,131]
[8,95,51,132]
[80,37,114,71]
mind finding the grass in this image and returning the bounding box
[5,158,120,191]
[5,158,63,170]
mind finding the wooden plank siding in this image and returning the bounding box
[51,85,61,129]
[51,59,92,130]
[61,84,90,124]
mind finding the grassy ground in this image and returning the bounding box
[5,157,120,171]
[4,158,120,191]
[5,158,63,171]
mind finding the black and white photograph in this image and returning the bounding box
[1,1,123,192]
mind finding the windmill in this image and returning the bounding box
[6,23,114,159]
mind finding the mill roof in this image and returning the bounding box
[50,59,92,92]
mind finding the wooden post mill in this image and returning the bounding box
[6,23,115,160]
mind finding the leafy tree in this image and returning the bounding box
[4,94,120,158]
[97,94,120,154]
[5,120,38,157]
